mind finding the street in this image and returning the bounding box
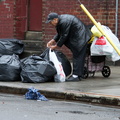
[0,93,120,120]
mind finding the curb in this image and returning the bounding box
[0,85,120,106]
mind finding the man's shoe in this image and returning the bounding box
[66,76,80,82]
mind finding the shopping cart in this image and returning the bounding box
[83,44,111,79]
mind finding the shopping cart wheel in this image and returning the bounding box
[101,66,111,77]
[83,67,89,79]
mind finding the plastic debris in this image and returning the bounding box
[25,87,48,101]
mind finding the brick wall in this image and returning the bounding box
[0,0,15,38]
[0,0,119,59]
[42,0,120,59]
[0,0,28,39]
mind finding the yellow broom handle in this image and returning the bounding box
[80,4,120,55]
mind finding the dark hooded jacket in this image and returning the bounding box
[53,14,92,53]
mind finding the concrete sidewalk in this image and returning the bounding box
[0,66,120,106]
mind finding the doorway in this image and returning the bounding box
[28,0,42,31]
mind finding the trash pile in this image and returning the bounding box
[20,48,72,83]
[0,39,24,81]
[0,39,72,82]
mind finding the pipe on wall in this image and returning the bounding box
[115,0,118,36]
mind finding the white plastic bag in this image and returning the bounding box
[102,26,120,61]
[49,49,65,82]
[91,25,120,61]
[91,36,113,56]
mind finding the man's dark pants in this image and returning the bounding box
[72,43,88,77]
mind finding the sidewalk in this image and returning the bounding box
[0,66,120,106]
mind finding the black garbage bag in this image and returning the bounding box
[40,48,49,60]
[0,38,24,55]
[40,48,72,77]
[0,54,21,81]
[20,55,57,83]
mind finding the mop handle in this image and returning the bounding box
[79,3,120,55]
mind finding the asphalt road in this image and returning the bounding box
[0,93,120,120]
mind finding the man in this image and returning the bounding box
[46,12,92,81]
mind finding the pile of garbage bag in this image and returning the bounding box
[20,48,72,83]
[0,38,24,81]
[0,38,72,83]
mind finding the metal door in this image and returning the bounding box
[28,0,42,31]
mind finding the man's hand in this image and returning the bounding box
[47,39,58,50]
[50,44,58,50]
[47,39,56,48]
